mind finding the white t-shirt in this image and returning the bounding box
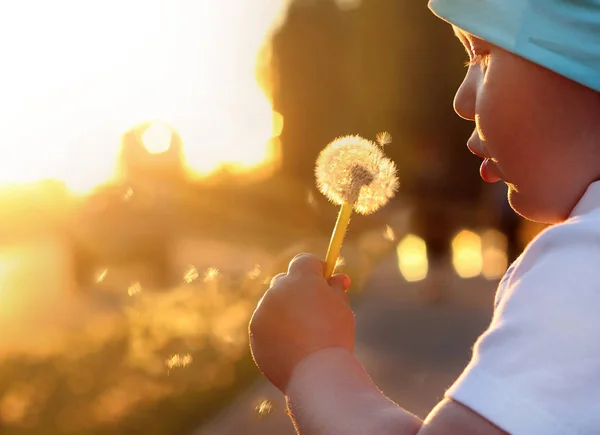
[447,181,600,435]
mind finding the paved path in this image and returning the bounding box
[195,254,499,434]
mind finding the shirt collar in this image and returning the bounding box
[569,181,600,218]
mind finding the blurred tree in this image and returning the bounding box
[268,0,483,200]
[269,0,352,182]
[352,0,482,203]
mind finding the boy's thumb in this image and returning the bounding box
[327,274,351,293]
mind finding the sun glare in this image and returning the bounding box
[0,0,289,194]
[142,123,172,155]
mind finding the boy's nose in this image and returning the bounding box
[453,73,476,121]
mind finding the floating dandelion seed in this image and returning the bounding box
[247,264,262,280]
[335,256,346,271]
[123,187,134,201]
[167,355,179,370]
[307,190,317,208]
[256,400,273,416]
[204,267,219,282]
[183,265,200,284]
[384,225,396,242]
[315,134,399,278]
[376,131,392,147]
[181,354,193,367]
[166,355,178,370]
[166,353,193,370]
[95,268,108,284]
[127,282,142,296]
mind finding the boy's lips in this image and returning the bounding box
[467,142,502,183]
[480,158,502,183]
[466,141,490,159]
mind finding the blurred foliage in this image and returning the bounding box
[0,227,397,435]
[0,266,263,435]
[0,169,402,435]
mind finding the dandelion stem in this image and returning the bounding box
[324,201,353,279]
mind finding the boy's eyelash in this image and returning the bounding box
[464,53,490,68]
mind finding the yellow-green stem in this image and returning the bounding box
[324,201,353,279]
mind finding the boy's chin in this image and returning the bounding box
[508,188,569,224]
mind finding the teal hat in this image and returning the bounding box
[428,0,600,92]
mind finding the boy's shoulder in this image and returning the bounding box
[496,211,600,309]
[447,206,600,435]
[524,212,600,259]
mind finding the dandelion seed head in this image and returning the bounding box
[315,134,399,214]
[348,165,375,203]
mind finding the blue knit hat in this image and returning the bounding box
[428,0,600,92]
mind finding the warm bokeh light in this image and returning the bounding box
[0,0,288,194]
[142,123,172,155]
[396,234,428,282]
[481,228,508,280]
[451,229,482,279]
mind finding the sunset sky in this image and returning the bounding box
[0,0,298,193]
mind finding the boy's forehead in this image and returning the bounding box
[429,0,600,93]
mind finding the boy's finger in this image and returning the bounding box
[328,274,351,292]
[287,253,324,276]
[269,273,287,288]
[328,274,351,304]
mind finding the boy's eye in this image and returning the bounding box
[464,52,490,69]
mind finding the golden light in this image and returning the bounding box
[142,123,172,154]
[481,228,508,280]
[396,234,428,282]
[0,261,9,307]
[452,229,483,279]
[0,0,289,194]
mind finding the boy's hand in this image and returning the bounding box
[249,253,355,393]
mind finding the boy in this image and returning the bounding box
[249,1,600,433]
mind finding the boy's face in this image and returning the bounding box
[452,26,600,223]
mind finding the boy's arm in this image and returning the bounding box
[285,347,507,435]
